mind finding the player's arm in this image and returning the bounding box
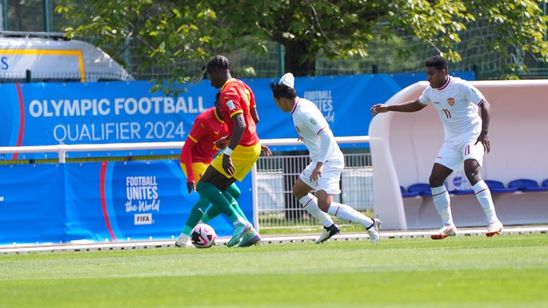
[222,113,246,176]
[311,128,334,181]
[180,139,197,193]
[250,106,260,124]
[249,89,259,123]
[476,99,491,153]
[371,99,427,115]
[181,117,206,193]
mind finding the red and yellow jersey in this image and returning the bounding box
[219,78,259,146]
[179,108,229,182]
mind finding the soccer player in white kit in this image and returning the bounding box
[371,55,503,239]
[271,73,381,244]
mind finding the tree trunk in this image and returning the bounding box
[283,40,317,76]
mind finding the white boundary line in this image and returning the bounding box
[1,225,546,254]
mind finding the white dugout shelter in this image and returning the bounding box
[370,80,548,230]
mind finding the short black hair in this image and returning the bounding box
[207,55,230,71]
[270,82,296,100]
[425,55,448,71]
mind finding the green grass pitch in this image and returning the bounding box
[1,234,547,307]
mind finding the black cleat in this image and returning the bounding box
[315,224,340,244]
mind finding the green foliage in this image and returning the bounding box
[56,0,548,80]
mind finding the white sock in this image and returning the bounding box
[299,194,334,228]
[473,181,498,224]
[327,202,374,228]
[431,185,454,226]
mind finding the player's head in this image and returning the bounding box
[206,55,230,88]
[425,55,448,88]
[270,73,297,112]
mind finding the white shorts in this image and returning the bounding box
[299,159,344,195]
[435,138,485,171]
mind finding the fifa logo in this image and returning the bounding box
[134,213,153,225]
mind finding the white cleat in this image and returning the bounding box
[486,221,503,237]
[367,218,382,244]
[431,224,457,240]
[175,236,193,248]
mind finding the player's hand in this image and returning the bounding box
[261,144,272,157]
[215,137,230,149]
[187,181,196,194]
[371,104,389,116]
[475,132,491,153]
[222,154,236,176]
[311,163,323,182]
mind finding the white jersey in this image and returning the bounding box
[418,76,485,143]
[291,97,344,163]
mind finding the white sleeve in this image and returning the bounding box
[418,88,431,105]
[317,128,333,163]
[302,112,327,135]
[463,82,485,105]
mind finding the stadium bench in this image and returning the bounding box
[508,178,548,192]
[485,180,519,193]
[400,186,420,198]
[407,183,432,196]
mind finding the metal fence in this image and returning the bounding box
[255,152,373,231]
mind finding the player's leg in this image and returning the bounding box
[198,168,252,247]
[176,196,209,247]
[224,184,248,220]
[463,142,503,236]
[316,191,381,243]
[201,143,261,247]
[429,142,460,239]
[201,183,243,223]
[176,162,209,247]
[304,160,380,243]
[293,177,339,243]
[429,162,456,239]
[227,144,262,247]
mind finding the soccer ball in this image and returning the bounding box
[190,224,216,248]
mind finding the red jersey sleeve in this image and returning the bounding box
[187,117,206,143]
[220,88,244,119]
[180,139,196,183]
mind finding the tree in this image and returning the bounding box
[57,0,548,79]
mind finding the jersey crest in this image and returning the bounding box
[447,97,455,106]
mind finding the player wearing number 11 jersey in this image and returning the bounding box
[371,55,503,239]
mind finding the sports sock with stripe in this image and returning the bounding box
[298,194,334,228]
[473,180,499,224]
[327,202,373,227]
[431,185,454,226]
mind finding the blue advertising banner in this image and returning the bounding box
[0,160,253,245]
[64,160,252,242]
[0,163,65,244]
[0,81,218,159]
[0,72,474,158]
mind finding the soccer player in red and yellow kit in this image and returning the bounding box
[198,55,270,247]
[175,93,251,247]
